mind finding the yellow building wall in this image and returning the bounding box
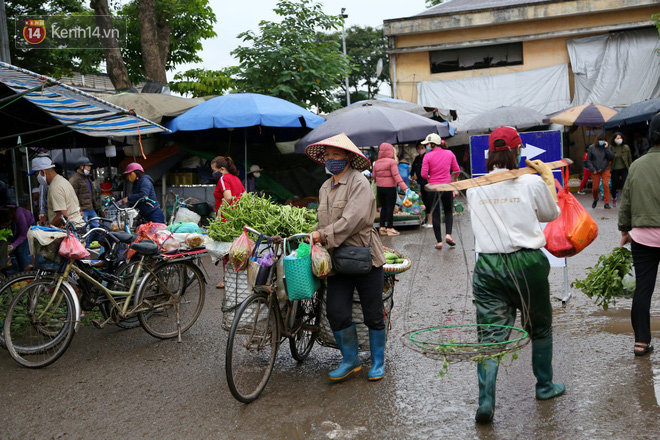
[392,6,655,103]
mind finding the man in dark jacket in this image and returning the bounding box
[69,157,99,245]
[585,133,614,209]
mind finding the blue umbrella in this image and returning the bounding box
[166,93,325,186]
[165,93,324,132]
[294,106,454,153]
[603,98,660,129]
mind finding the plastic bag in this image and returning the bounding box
[185,233,204,248]
[544,173,598,258]
[58,233,90,260]
[229,230,255,271]
[311,243,332,278]
[167,222,201,234]
[174,207,201,225]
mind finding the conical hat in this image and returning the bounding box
[305,133,371,171]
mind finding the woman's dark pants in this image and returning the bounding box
[377,187,397,229]
[631,240,660,344]
[326,265,384,331]
[432,191,453,242]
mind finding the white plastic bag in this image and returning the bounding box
[174,207,201,225]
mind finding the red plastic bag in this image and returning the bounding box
[228,229,255,272]
[310,241,332,278]
[126,222,168,260]
[544,168,598,257]
[58,233,90,260]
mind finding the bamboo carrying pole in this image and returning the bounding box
[425,158,573,192]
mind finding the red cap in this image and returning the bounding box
[488,126,522,152]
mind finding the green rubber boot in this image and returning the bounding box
[475,359,499,424]
[532,337,566,400]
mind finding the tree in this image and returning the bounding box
[318,25,390,106]
[231,0,352,113]
[169,67,235,97]
[90,0,131,90]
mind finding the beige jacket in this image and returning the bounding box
[316,167,385,268]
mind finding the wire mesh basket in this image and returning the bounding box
[402,324,529,363]
[317,273,396,351]
[221,267,251,331]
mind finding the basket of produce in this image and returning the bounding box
[207,192,317,243]
[317,273,396,351]
[383,247,412,274]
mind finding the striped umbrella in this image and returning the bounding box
[546,103,618,127]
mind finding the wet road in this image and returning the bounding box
[3,194,660,440]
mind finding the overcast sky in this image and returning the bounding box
[177,0,428,74]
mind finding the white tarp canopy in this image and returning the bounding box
[567,27,660,107]
[417,64,570,131]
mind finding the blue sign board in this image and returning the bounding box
[470,130,564,185]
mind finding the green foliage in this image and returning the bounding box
[169,67,236,98]
[655,13,660,37]
[318,26,390,106]
[117,0,217,85]
[425,0,445,7]
[6,0,105,78]
[571,247,633,311]
[0,228,12,242]
[231,0,352,113]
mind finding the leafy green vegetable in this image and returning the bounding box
[0,228,12,242]
[571,247,633,311]
[207,192,317,242]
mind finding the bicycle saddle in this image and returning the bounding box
[109,231,134,243]
[129,240,158,255]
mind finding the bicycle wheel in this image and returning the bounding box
[107,261,149,329]
[289,285,323,361]
[136,261,205,339]
[226,293,280,403]
[1,270,51,349]
[4,280,76,368]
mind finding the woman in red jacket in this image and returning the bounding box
[372,142,408,236]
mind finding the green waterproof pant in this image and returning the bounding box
[473,249,552,343]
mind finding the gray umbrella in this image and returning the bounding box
[603,98,660,129]
[326,99,453,121]
[462,106,547,134]
[294,106,455,152]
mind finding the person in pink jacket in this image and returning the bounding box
[420,133,460,249]
[372,142,408,236]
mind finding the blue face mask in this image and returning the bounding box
[426,145,432,152]
[598,141,605,146]
[212,171,221,180]
[325,158,349,175]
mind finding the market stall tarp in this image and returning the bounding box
[417,64,570,131]
[567,28,660,107]
[0,62,170,137]
[106,93,204,124]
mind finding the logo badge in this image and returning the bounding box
[23,20,46,45]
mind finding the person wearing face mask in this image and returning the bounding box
[28,156,84,229]
[246,164,264,195]
[307,133,387,382]
[211,156,246,214]
[410,142,433,227]
[585,133,615,209]
[372,142,408,236]
[69,157,99,246]
[120,162,165,224]
[610,132,632,207]
[420,133,460,250]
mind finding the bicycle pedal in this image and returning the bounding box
[92,318,111,329]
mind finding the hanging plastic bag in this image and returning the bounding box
[174,207,201,225]
[544,168,598,257]
[228,229,255,271]
[311,242,332,278]
[58,233,90,260]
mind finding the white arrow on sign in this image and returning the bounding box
[483,143,547,159]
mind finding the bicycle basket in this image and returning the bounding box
[283,252,320,301]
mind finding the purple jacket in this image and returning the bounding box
[8,206,34,249]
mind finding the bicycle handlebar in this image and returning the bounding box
[104,196,156,210]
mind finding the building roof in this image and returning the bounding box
[415,0,562,17]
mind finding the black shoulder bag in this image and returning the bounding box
[327,197,373,275]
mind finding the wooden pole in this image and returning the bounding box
[425,158,573,192]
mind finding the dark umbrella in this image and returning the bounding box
[546,103,618,127]
[603,98,660,129]
[326,99,453,121]
[463,106,547,134]
[294,106,454,153]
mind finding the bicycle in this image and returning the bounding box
[225,226,324,403]
[3,218,206,368]
[103,196,158,233]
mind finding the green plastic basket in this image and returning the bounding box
[283,253,320,300]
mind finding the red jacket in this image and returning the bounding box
[372,143,408,190]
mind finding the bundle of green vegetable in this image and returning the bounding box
[207,192,317,242]
[0,228,12,241]
[571,247,633,311]
[384,251,405,265]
